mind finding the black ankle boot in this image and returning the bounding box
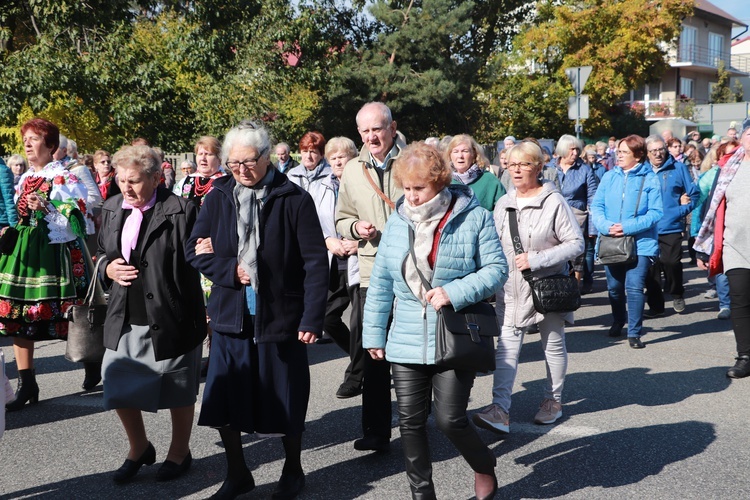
[82,362,102,391]
[727,355,750,379]
[6,368,39,412]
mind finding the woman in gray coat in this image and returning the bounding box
[474,141,583,434]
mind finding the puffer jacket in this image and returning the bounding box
[362,185,508,365]
[590,162,663,258]
[645,155,699,234]
[335,138,407,286]
[494,182,585,328]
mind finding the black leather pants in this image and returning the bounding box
[392,363,496,499]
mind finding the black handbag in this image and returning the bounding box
[595,176,646,266]
[65,256,107,363]
[507,208,581,315]
[407,226,498,373]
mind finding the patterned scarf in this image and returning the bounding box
[121,190,158,263]
[452,164,482,185]
[234,169,274,290]
[694,146,746,255]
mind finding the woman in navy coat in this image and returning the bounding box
[186,121,329,500]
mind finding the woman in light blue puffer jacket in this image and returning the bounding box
[362,142,507,500]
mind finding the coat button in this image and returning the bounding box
[152,324,160,330]
[146,293,154,299]
[141,260,148,267]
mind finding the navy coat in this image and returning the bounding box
[186,170,329,342]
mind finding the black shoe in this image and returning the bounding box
[727,356,750,379]
[644,308,664,318]
[200,358,210,378]
[113,442,156,483]
[82,362,102,391]
[209,474,256,500]
[155,451,192,481]
[608,323,624,337]
[271,470,305,500]
[6,368,39,412]
[336,383,363,399]
[524,324,540,334]
[628,337,645,349]
[353,435,390,452]
[581,283,593,295]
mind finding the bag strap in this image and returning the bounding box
[407,225,433,292]
[619,173,647,221]
[362,163,395,210]
[83,253,107,307]
[507,208,534,284]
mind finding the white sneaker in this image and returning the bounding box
[534,398,563,425]
[704,289,717,299]
[472,404,510,434]
[718,308,731,320]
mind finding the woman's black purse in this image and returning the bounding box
[407,226,498,373]
[65,256,107,363]
[595,176,646,266]
[507,208,580,315]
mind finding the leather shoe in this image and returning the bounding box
[335,383,362,399]
[608,322,624,337]
[208,474,255,499]
[81,362,102,391]
[353,435,390,452]
[727,355,750,379]
[155,451,192,481]
[113,442,156,483]
[628,336,645,349]
[475,472,498,500]
[271,470,305,500]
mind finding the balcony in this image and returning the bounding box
[670,44,750,76]
[627,99,700,121]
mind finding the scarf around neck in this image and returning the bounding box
[121,190,158,263]
[452,164,482,185]
[235,169,274,290]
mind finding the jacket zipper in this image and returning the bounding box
[422,303,428,364]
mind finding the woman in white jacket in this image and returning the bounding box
[474,141,584,433]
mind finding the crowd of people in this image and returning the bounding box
[1,106,749,500]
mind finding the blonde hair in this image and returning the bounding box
[444,134,489,170]
[112,145,161,178]
[393,142,452,189]
[506,142,544,184]
[325,136,358,162]
[194,136,221,156]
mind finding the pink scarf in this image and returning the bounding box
[121,190,157,263]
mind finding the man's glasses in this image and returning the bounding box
[647,147,666,154]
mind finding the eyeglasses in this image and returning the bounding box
[226,157,262,170]
[507,162,536,171]
[647,147,666,154]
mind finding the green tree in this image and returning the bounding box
[710,61,734,104]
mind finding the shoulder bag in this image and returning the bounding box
[595,175,646,266]
[507,208,580,315]
[407,223,498,373]
[65,256,108,363]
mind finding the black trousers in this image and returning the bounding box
[323,264,364,389]
[392,363,495,499]
[359,287,393,440]
[726,268,750,356]
[646,232,684,311]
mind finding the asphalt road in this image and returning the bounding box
[1,261,748,499]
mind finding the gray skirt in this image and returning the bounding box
[102,324,201,412]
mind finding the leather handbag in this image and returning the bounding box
[507,208,581,315]
[595,176,646,266]
[407,225,498,373]
[65,257,107,363]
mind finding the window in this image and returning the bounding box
[680,78,694,99]
[680,26,697,62]
[708,33,724,67]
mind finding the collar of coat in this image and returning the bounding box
[505,181,561,210]
[356,137,408,170]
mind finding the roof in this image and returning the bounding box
[695,0,747,28]
[732,35,750,47]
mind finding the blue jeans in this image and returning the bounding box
[604,256,652,338]
[583,236,596,285]
[716,273,731,310]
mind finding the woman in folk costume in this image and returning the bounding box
[2,118,90,412]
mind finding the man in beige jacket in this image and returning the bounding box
[335,102,406,452]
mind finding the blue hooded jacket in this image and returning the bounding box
[591,162,663,258]
[645,155,699,234]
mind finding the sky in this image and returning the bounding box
[710,0,750,34]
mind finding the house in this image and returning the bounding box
[732,35,750,101]
[625,0,749,121]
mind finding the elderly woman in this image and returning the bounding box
[94,150,119,201]
[446,134,506,211]
[7,154,28,188]
[320,137,363,398]
[172,160,197,195]
[97,145,206,483]
[176,136,225,205]
[474,142,583,436]
[590,135,662,348]
[695,124,750,378]
[186,121,328,500]
[554,135,598,287]
[2,118,90,411]
[287,131,331,193]
[363,142,507,500]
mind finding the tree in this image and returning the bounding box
[710,61,734,104]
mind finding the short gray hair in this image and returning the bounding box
[645,134,665,147]
[222,120,272,165]
[356,102,393,128]
[68,139,78,156]
[58,134,68,150]
[112,145,162,177]
[555,134,583,157]
[7,154,27,170]
[274,142,291,153]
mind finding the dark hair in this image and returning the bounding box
[299,131,326,155]
[667,138,682,148]
[618,135,647,163]
[21,118,60,155]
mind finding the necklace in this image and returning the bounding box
[192,176,214,199]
